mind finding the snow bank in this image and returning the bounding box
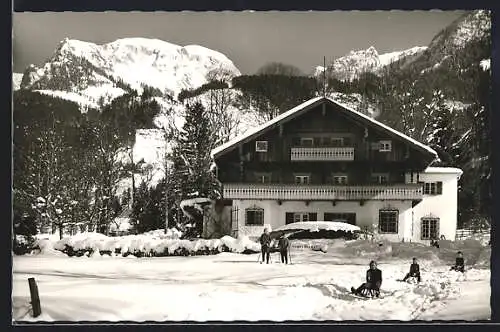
[220,235,260,252]
[29,231,259,258]
[274,221,360,233]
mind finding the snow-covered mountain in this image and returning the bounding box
[19,38,241,108]
[411,10,491,75]
[315,46,427,81]
[13,73,23,91]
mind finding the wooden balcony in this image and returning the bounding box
[223,183,423,201]
[290,147,355,161]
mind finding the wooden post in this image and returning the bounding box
[28,277,41,317]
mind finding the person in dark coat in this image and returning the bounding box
[278,234,290,264]
[351,260,382,297]
[402,257,421,282]
[450,251,465,272]
[259,228,272,264]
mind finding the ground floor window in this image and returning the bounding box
[285,212,317,224]
[245,207,264,226]
[379,210,398,233]
[421,218,440,240]
[324,212,356,225]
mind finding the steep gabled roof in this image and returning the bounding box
[211,96,438,160]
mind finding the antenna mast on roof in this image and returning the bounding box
[323,56,327,98]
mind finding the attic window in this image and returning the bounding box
[255,141,268,152]
[379,140,392,152]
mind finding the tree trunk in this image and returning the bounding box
[130,146,135,210]
[58,222,64,240]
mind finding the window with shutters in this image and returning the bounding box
[332,175,348,185]
[245,207,264,226]
[379,210,398,233]
[295,174,311,184]
[421,218,439,240]
[379,140,392,152]
[423,181,443,195]
[371,173,389,184]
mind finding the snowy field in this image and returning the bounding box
[12,238,490,322]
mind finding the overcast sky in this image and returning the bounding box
[13,11,465,74]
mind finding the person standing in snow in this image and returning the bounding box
[450,251,465,272]
[259,228,271,264]
[278,234,290,264]
[402,257,421,282]
[351,260,382,297]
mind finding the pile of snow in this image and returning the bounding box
[13,73,23,91]
[36,238,66,256]
[480,58,490,71]
[220,235,260,253]
[274,221,360,233]
[142,228,182,239]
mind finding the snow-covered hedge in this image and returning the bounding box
[26,232,260,258]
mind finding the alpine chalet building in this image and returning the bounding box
[210,97,462,243]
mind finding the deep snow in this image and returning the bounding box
[12,238,490,322]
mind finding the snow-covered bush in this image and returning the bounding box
[25,232,259,258]
[12,235,37,255]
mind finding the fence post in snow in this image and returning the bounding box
[28,277,42,317]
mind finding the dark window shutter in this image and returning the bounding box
[437,181,443,195]
[246,210,253,225]
[285,213,294,224]
[313,137,321,146]
[309,213,317,221]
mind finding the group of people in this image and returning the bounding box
[259,228,290,264]
[259,228,467,298]
[351,251,466,297]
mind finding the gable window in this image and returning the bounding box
[421,218,440,240]
[255,173,271,184]
[300,138,314,147]
[332,175,348,185]
[286,212,317,224]
[423,182,443,195]
[379,210,398,234]
[255,140,268,152]
[379,140,392,152]
[295,175,311,184]
[245,207,264,226]
[371,173,389,184]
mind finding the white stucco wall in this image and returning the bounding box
[233,199,413,241]
[410,167,462,242]
[229,167,462,243]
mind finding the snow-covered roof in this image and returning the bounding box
[424,167,463,178]
[273,221,360,233]
[211,97,438,159]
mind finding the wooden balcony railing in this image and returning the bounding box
[290,147,355,161]
[223,183,423,201]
